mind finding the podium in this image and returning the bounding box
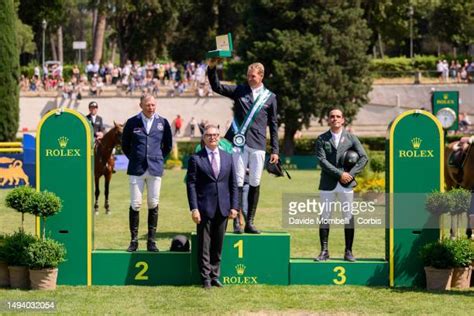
[191,233,290,285]
[92,251,191,285]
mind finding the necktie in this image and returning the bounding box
[210,152,219,178]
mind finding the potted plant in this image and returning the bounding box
[23,190,64,290]
[25,190,62,240]
[5,186,36,230]
[2,230,37,289]
[0,233,9,288]
[450,238,473,289]
[448,188,471,238]
[419,238,455,290]
[26,238,66,290]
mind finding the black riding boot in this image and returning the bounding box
[314,227,330,261]
[344,218,356,262]
[127,207,139,252]
[147,206,159,252]
[245,185,261,234]
[234,187,244,234]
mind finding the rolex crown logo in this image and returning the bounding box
[235,264,246,275]
[58,136,69,148]
[443,94,448,100]
[411,137,422,149]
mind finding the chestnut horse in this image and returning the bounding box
[94,122,123,214]
[444,137,473,237]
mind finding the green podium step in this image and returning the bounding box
[92,250,191,285]
[290,258,388,285]
[191,233,290,285]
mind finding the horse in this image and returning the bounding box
[444,137,473,238]
[94,122,123,214]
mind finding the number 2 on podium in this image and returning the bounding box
[135,261,149,280]
[233,240,243,258]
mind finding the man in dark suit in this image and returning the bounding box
[86,101,105,140]
[186,124,239,289]
[315,108,368,262]
[122,94,173,252]
[207,59,279,234]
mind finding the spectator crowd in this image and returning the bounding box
[19,60,215,98]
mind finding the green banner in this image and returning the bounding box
[36,109,93,285]
[387,110,443,287]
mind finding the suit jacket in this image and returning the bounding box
[315,129,368,190]
[208,67,279,154]
[186,148,239,219]
[86,114,105,136]
[122,113,172,177]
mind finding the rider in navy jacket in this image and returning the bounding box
[121,94,172,252]
[122,113,172,177]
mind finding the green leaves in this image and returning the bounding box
[425,188,471,215]
[27,238,66,270]
[5,186,36,214]
[1,230,37,266]
[420,238,474,269]
[26,190,62,218]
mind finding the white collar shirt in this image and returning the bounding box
[141,112,155,134]
[251,84,265,102]
[331,130,343,148]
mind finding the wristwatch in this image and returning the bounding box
[435,107,457,129]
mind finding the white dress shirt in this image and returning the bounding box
[251,84,265,101]
[141,112,155,134]
[331,130,342,148]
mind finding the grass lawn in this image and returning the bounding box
[1,170,472,314]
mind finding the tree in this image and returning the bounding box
[109,0,181,64]
[0,0,20,141]
[431,0,474,51]
[90,0,108,63]
[169,0,248,62]
[16,16,36,55]
[17,0,67,63]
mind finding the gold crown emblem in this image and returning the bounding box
[443,94,448,100]
[285,158,291,164]
[411,137,422,149]
[235,264,246,275]
[58,136,69,148]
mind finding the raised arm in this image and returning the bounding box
[207,63,237,98]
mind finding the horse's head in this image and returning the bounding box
[112,121,124,146]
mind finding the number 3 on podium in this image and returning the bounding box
[333,266,347,285]
[233,240,244,259]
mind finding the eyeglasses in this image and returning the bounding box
[204,133,219,138]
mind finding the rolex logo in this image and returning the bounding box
[235,264,246,276]
[443,94,448,100]
[58,136,69,148]
[411,137,422,149]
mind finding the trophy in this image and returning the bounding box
[206,33,233,58]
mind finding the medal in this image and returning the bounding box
[233,133,246,147]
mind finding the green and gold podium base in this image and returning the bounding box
[91,251,191,285]
[290,259,388,286]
